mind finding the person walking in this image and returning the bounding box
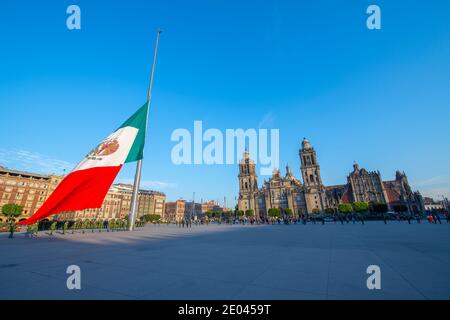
[8,220,16,239]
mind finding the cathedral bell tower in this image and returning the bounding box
[299,138,325,213]
[238,150,258,213]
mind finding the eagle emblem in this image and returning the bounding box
[87,138,120,159]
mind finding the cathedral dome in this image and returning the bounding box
[302,138,311,149]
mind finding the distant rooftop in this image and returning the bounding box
[0,166,166,195]
[111,183,166,196]
[0,165,54,179]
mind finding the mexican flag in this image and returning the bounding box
[19,103,148,225]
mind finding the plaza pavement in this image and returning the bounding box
[0,222,449,300]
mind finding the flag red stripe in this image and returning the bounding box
[18,165,122,225]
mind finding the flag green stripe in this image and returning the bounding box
[117,102,148,163]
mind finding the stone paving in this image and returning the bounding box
[0,222,449,300]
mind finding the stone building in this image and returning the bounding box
[164,199,186,222]
[0,166,63,222]
[0,166,166,222]
[238,139,326,219]
[201,200,219,213]
[163,199,186,222]
[326,167,424,214]
[238,138,425,219]
[59,183,166,221]
[138,189,166,220]
[185,201,203,220]
[423,197,446,212]
[59,183,133,221]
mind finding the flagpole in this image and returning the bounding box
[128,29,162,231]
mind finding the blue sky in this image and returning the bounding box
[1,0,450,205]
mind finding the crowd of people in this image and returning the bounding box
[4,211,448,238]
[173,211,450,228]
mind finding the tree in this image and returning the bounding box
[268,208,281,220]
[325,208,335,215]
[284,208,293,217]
[204,211,213,219]
[222,211,232,220]
[237,210,245,218]
[70,221,77,234]
[245,209,255,218]
[393,204,408,215]
[312,208,321,214]
[142,214,161,224]
[338,203,353,214]
[81,220,89,233]
[62,221,69,235]
[353,202,369,214]
[2,204,23,221]
[109,220,115,231]
[213,211,222,219]
[97,220,103,231]
[371,202,388,215]
[49,222,57,236]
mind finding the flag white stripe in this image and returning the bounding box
[73,127,138,172]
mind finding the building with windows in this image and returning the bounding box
[138,189,166,220]
[238,138,425,220]
[164,199,186,222]
[59,183,166,221]
[0,166,63,222]
[0,166,166,222]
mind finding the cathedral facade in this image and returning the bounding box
[238,138,424,220]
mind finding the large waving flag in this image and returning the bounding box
[19,103,148,225]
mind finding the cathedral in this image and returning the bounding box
[238,138,424,219]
